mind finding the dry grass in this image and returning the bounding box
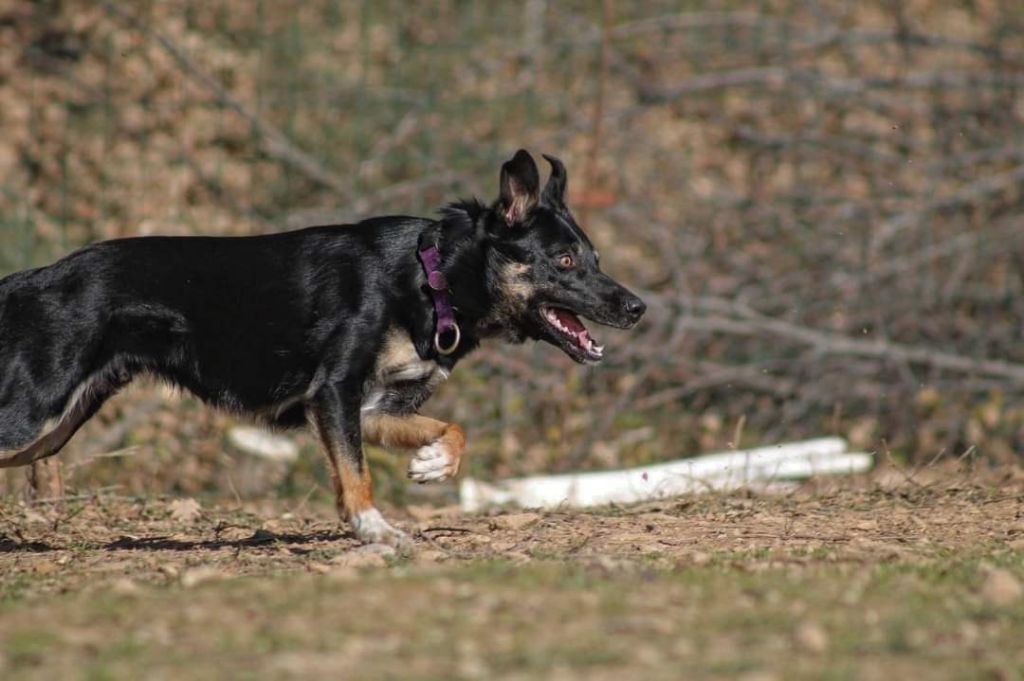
[1,469,1022,679]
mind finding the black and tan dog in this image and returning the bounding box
[0,149,645,547]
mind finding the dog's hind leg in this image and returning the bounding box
[0,369,129,469]
[309,385,412,551]
[362,413,465,483]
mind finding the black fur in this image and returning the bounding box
[0,150,645,512]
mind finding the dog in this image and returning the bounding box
[0,149,645,547]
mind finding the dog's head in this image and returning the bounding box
[483,149,646,364]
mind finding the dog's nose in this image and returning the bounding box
[624,296,646,321]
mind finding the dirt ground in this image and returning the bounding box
[1,465,1023,680]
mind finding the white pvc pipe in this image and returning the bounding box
[460,438,871,512]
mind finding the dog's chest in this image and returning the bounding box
[361,330,447,413]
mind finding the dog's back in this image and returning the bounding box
[0,220,429,456]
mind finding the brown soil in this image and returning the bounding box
[1,466,1023,680]
[2,465,1021,595]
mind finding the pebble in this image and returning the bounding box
[980,568,1022,607]
[793,621,829,653]
[489,512,541,531]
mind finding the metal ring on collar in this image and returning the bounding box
[434,323,461,355]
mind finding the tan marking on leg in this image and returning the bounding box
[310,409,410,549]
[310,412,374,519]
[436,422,466,477]
[362,413,447,449]
[362,413,465,483]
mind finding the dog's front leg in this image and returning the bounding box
[362,413,465,483]
[310,385,411,550]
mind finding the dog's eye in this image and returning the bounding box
[558,254,575,269]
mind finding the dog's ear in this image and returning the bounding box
[541,154,567,204]
[499,149,540,226]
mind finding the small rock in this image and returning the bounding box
[169,498,202,524]
[690,551,712,566]
[407,504,461,522]
[327,566,359,581]
[794,621,829,653]
[259,519,287,534]
[415,549,448,564]
[23,509,50,525]
[359,543,398,557]
[110,578,141,595]
[32,561,59,575]
[217,526,253,542]
[489,512,541,531]
[506,551,532,565]
[331,544,394,568]
[959,621,980,644]
[980,568,1023,607]
[180,567,224,588]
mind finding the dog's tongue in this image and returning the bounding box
[554,308,586,336]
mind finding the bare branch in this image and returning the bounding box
[100,2,354,200]
[672,307,1024,385]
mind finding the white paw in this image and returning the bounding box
[408,441,458,483]
[350,508,412,552]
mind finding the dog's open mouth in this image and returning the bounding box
[540,305,604,362]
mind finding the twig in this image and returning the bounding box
[601,13,1022,64]
[286,170,462,228]
[420,526,475,535]
[70,446,143,470]
[871,162,1024,253]
[638,66,788,103]
[668,295,1024,385]
[291,483,322,517]
[880,439,921,488]
[638,67,1024,105]
[829,218,1024,295]
[225,474,243,509]
[28,486,123,505]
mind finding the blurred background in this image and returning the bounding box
[2,0,1024,503]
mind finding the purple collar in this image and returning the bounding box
[417,244,461,355]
